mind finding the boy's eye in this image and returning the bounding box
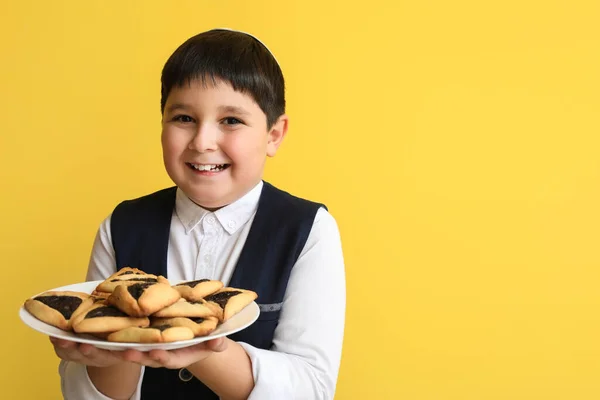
[222,117,243,125]
[173,115,194,123]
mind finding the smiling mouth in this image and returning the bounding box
[186,163,231,172]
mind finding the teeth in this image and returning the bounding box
[190,163,227,171]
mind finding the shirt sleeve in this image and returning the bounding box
[238,207,347,400]
[58,214,145,400]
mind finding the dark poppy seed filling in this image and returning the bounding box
[85,306,128,319]
[35,295,83,320]
[154,324,171,331]
[176,279,210,288]
[127,283,154,300]
[118,271,145,276]
[204,291,242,309]
[110,277,157,283]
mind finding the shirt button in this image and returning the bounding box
[179,368,193,382]
[228,221,236,229]
[204,254,211,262]
[207,216,215,224]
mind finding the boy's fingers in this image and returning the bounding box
[120,349,143,363]
[50,339,119,367]
[50,337,76,349]
[79,344,120,365]
[148,350,169,365]
[205,338,227,352]
[50,338,82,361]
[79,344,95,356]
[121,350,161,368]
[54,346,84,363]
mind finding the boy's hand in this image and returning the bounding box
[119,337,228,370]
[49,337,125,368]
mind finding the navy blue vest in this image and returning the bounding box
[109,181,325,399]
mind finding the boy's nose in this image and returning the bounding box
[188,125,218,152]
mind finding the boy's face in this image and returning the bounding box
[161,78,287,210]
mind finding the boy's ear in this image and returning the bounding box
[266,114,289,157]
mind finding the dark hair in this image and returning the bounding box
[160,29,285,128]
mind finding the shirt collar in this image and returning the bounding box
[175,181,263,235]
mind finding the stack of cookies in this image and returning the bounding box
[23,267,258,344]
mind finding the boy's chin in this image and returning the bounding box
[182,188,233,210]
[177,179,261,210]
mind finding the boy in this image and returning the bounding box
[50,29,346,400]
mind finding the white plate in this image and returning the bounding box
[19,280,260,351]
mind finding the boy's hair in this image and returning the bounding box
[160,29,285,129]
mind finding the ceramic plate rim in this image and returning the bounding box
[19,280,260,351]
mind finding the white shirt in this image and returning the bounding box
[59,181,346,400]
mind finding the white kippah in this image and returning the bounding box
[214,27,280,67]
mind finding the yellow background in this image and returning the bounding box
[2,0,599,398]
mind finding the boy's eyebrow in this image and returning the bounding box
[165,103,190,113]
[218,105,251,116]
[165,104,251,116]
